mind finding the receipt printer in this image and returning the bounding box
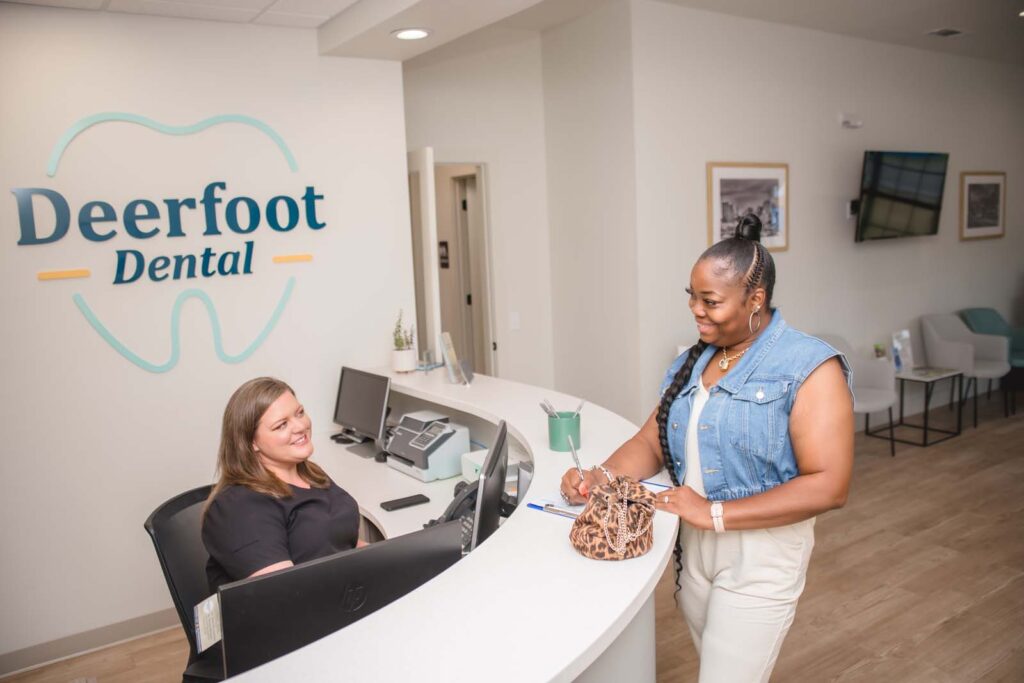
[386,410,469,482]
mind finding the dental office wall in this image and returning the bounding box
[404,0,1024,424]
[0,4,413,670]
[404,30,556,388]
[629,0,1024,411]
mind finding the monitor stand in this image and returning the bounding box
[331,429,371,445]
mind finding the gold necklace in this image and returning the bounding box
[718,345,750,371]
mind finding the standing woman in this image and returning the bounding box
[561,215,853,682]
[202,377,363,592]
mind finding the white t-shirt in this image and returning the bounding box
[683,380,711,496]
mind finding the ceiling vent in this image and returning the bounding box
[927,28,964,38]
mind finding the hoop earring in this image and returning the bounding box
[748,308,762,334]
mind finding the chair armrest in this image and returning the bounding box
[1012,327,1024,354]
[849,357,895,391]
[971,332,1009,362]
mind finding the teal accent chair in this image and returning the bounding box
[959,308,1020,415]
[960,308,1024,367]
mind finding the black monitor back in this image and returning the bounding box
[219,519,462,677]
[471,420,508,550]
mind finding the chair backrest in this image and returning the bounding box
[921,313,971,343]
[960,308,1011,338]
[144,485,213,660]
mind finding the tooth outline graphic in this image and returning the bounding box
[72,277,297,373]
[46,112,298,177]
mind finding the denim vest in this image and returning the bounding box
[659,312,851,503]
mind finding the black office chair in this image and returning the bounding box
[144,485,224,683]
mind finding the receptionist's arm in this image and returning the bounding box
[560,409,664,503]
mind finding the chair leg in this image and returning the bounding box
[865,412,870,435]
[1005,384,1010,418]
[888,406,895,457]
[973,379,979,428]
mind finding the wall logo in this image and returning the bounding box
[11,112,324,373]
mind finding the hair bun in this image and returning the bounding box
[734,213,763,242]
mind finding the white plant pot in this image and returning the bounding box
[392,348,417,373]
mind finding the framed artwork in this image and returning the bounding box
[960,171,1006,240]
[707,162,789,252]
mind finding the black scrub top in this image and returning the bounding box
[202,481,360,592]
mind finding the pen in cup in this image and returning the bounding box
[572,400,586,418]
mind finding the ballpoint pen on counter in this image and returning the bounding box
[543,503,580,519]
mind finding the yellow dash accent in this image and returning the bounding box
[272,254,313,264]
[38,269,91,281]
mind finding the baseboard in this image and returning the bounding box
[0,608,178,678]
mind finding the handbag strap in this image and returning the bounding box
[601,480,654,554]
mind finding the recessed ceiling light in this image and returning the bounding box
[927,28,963,37]
[391,28,431,41]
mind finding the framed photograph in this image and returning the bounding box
[707,162,789,252]
[960,171,1006,240]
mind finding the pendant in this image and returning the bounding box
[718,357,729,371]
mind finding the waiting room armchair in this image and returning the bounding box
[144,485,224,683]
[818,334,897,456]
[960,307,1024,366]
[920,314,1011,427]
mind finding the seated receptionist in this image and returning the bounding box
[202,377,363,592]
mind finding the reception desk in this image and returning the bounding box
[233,368,678,682]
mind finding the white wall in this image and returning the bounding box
[542,1,644,423]
[0,4,412,656]
[631,0,1024,408]
[403,29,556,388]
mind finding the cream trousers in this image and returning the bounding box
[678,518,815,683]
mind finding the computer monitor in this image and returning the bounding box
[333,367,390,444]
[471,420,508,551]
[218,519,463,677]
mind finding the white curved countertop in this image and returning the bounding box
[234,368,678,682]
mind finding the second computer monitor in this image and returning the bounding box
[333,367,390,443]
[471,420,508,551]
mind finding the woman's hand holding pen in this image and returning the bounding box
[655,485,713,530]
[559,467,608,505]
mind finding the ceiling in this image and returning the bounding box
[3,0,1023,64]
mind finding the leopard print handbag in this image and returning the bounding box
[569,475,656,560]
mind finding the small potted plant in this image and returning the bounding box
[392,310,417,372]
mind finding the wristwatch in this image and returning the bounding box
[710,501,725,533]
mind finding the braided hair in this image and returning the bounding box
[657,213,775,597]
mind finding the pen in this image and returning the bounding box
[567,434,584,482]
[543,503,580,519]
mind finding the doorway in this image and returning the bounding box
[407,151,497,376]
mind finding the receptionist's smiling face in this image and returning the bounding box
[252,390,314,471]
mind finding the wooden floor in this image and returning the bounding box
[7,399,1022,683]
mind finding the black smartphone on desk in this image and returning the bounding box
[380,494,430,511]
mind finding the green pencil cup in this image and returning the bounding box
[548,411,581,452]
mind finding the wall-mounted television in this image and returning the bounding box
[856,151,949,242]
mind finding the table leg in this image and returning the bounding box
[898,379,906,425]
